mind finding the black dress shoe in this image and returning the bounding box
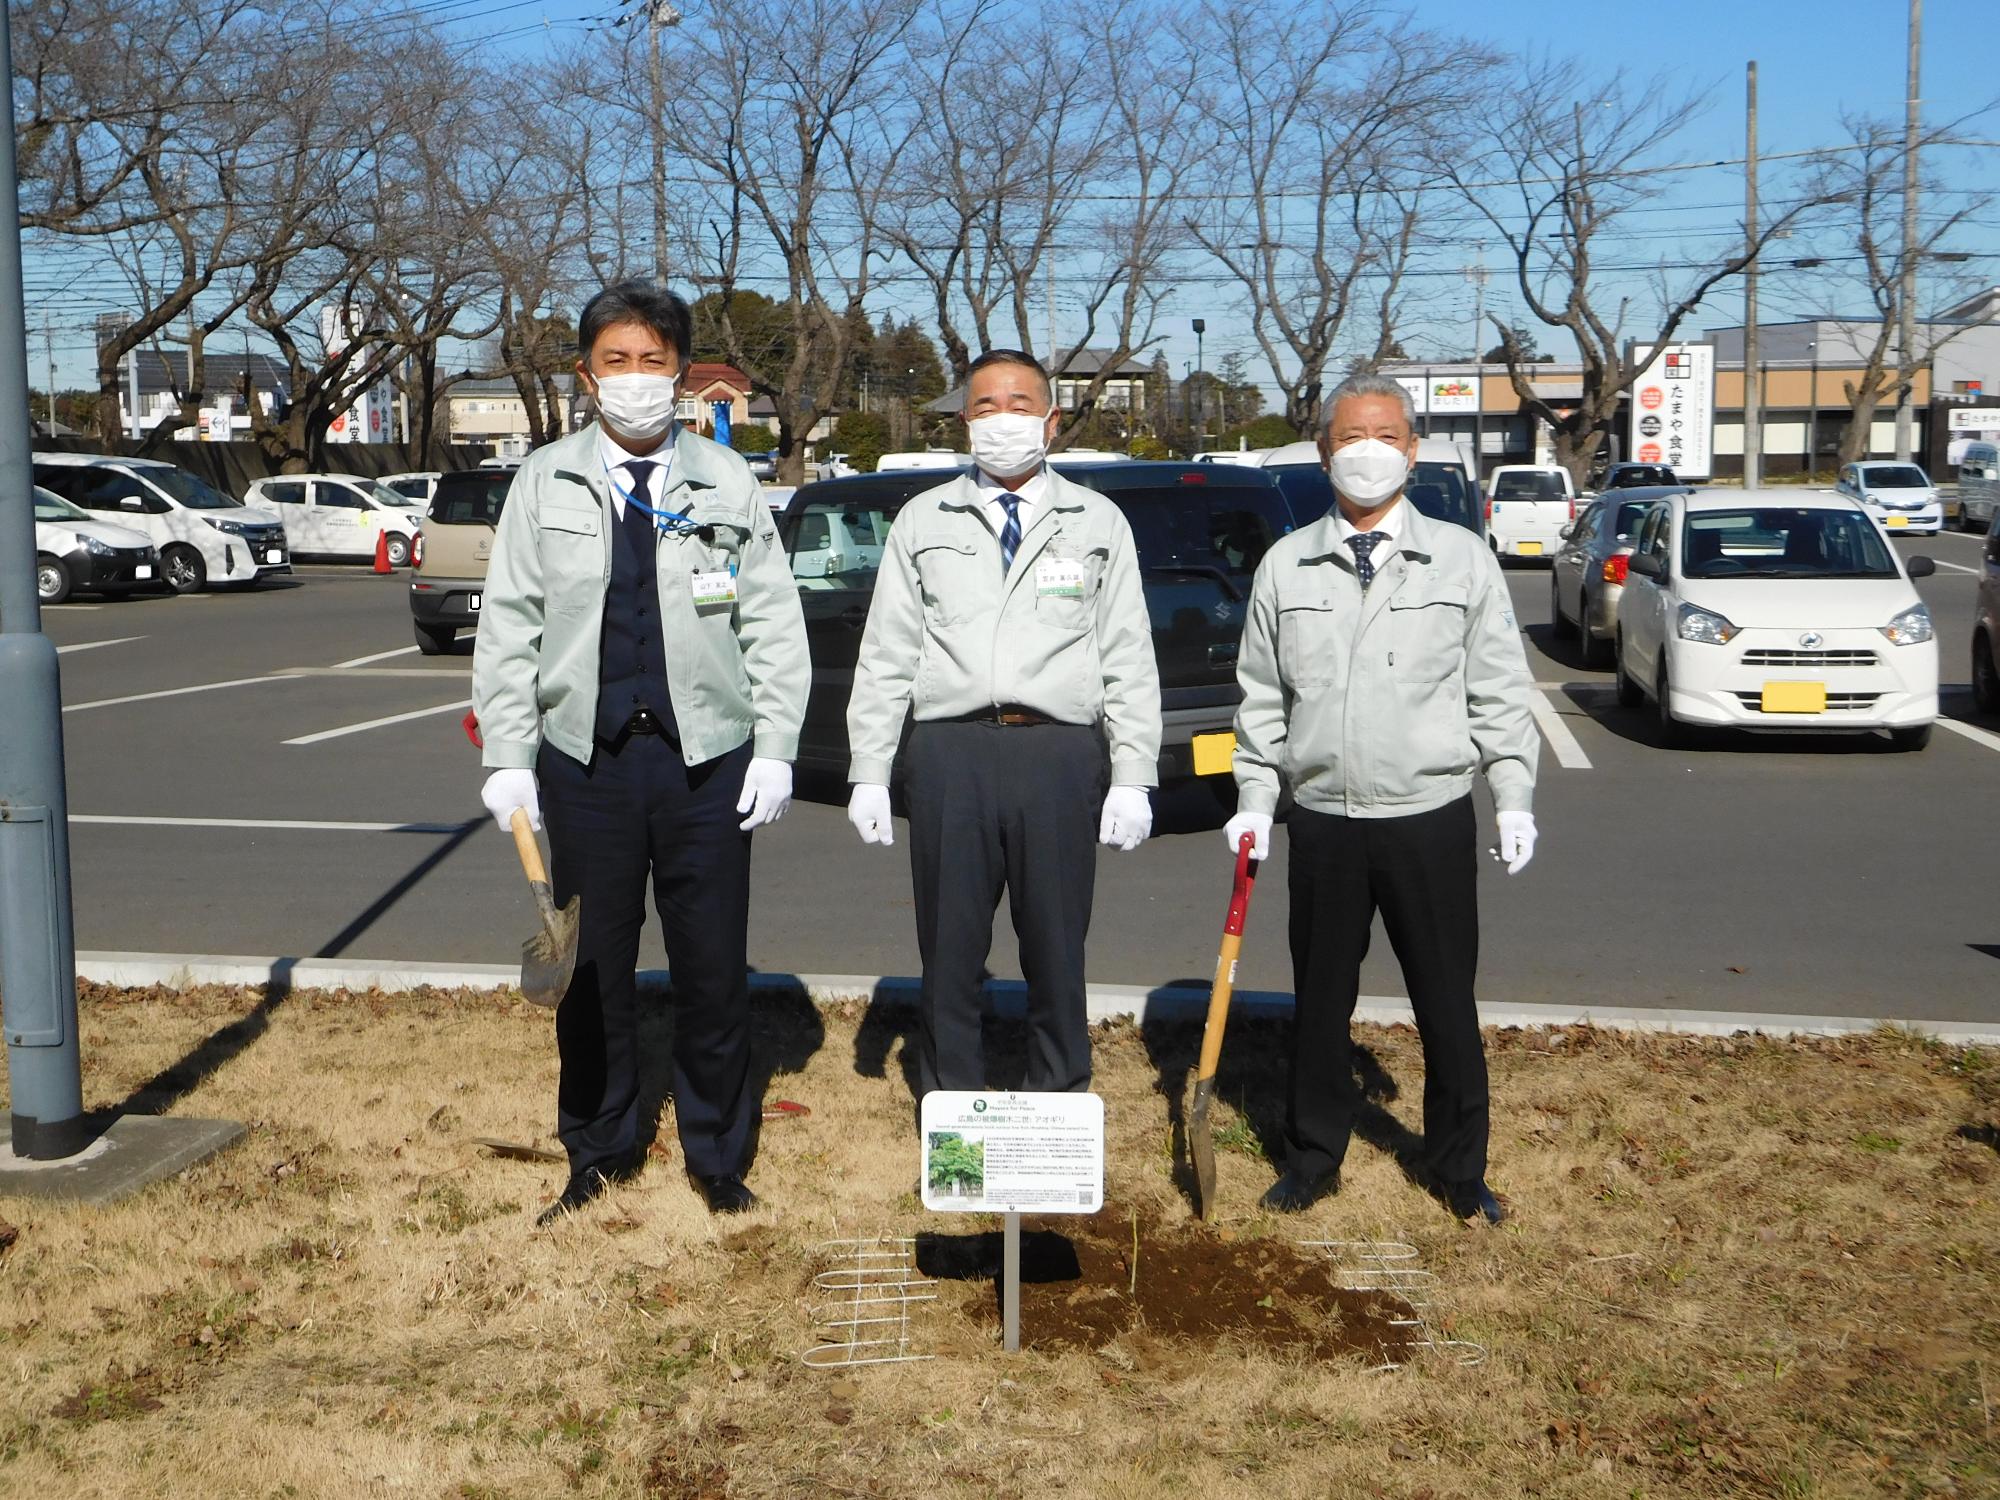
[1258,1166,1340,1213]
[536,1167,614,1226]
[694,1173,759,1214]
[1440,1178,1507,1224]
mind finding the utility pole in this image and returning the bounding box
[644,0,683,287]
[1895,0,1922,461]
[1742,61,1763,490]
[1466,256,1489,475]
[0,4,86,1160]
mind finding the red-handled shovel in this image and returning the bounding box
[1190,833,1260,1222]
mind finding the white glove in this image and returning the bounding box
[1098,786,1153,852]
[1497,810,1537,875]
[847,783,894,846]
[1222,809,1273,861]
[736,756,793,831]
[481,768,540,834]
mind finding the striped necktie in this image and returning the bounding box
[998,494,1022,573]
[1345,530,1389,588]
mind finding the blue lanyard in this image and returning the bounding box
[603,455,702,537]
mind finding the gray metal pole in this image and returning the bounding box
[0,3,88,1159]
[1895,0,1922,461]
[1001,1211,1021,1353]
[1743,61,1763,490]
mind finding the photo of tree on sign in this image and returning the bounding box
[926,1132,985,1201]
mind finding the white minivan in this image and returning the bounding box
[243,474,425,566]
[1485,464,1578,562]
[31,452,290,594]
[1956,441,2000,533]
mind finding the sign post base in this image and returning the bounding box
[1002,1211,1021,1353]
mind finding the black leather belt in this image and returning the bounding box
[951,705,1062,727]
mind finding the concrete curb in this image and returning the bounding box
[74,951,2000,1046]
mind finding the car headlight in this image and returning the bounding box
[1879,603,1933,646]
[1676,603,1739,645]
[205,517,248,535]
[83,536,117,556]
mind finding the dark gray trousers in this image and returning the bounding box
[903,719,1106,1096]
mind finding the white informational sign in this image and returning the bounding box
[1393,375,1428,414]
[1628,342,1716,479]
[1947,407,2000,433]
[921,1091,1103,1214]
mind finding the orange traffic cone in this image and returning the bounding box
[373,528,393,573]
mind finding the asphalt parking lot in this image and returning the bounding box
[37,526,2000,1024]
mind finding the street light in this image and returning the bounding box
[1192,319,1205,447]
[1806,339,1819,481]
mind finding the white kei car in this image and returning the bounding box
[243,474,426,566]
[1614,490,1939,749]
[1835,460,1944,535]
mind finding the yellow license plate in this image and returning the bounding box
[1517,541,1544,556]
[1192,731,1236,777]
[1761,681,1827,714]
[1885,514,1907,528]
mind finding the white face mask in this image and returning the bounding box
[967,411,1051,479]
[1327,437,1410,506]
[592,372,679,442]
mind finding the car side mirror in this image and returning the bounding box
[1559,524,1575,541]
[1905,555,1936,579]
[1628,552,1664,580]
[119,494,144,510]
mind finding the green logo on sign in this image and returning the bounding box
[972,1099,987,1114]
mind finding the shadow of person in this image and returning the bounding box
[915,1226,1082,1319]
[850,978,1033,1123]
[631,974,828,1174]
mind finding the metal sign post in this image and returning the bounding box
[921,1091,1104,1355]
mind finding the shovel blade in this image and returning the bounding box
[1189,1076,1218,1222]
[520,892,581,1008]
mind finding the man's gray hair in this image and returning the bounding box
[1322,372,1417,435]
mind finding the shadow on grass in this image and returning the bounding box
[106,818,483,1120]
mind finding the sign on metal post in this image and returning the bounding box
[921,1091,1105,1352]
[1628,342,1717,480]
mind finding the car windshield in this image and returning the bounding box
[142,465,240,509]
[1611,465,1676,487]
[1492,471,1566,500]
[369,481,420,508]
[1094,479,1292,582]
[1267,460,1482,537]
[1863,465,1929,489]
[428,472,513,525]
[34,486,87,522]
[385,477,431,499]
[1680,508,1899,579]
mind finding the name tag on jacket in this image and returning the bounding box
[1035,557,1086,598]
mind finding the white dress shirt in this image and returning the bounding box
[974,464,1049,539]
[597,426,677,522]
[1331,495,1406,547]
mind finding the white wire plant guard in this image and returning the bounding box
[1299,1239,1487,1371]
[801,1237,938,1368]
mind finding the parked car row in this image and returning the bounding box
[33,452,290,595]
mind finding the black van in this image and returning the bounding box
[776,460,1299,782]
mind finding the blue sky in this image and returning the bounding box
[27,0,1998,398]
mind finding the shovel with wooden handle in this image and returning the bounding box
[510,808,579,1009]
[1190,832,1260,1222]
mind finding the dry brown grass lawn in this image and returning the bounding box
[1,982,1995,1499]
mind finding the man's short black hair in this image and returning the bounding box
[578,280,693,370]
[966,348,1052,404]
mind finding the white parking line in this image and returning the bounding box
[282,698,473,746]
[280,666,473,679]
[1927,558,1981,575]
[1936,718,2000,754]
[70,814,473,833]
[1528,687,1594,769]
[64,674,289,714]
[330,644,421,668]
[56,635,145,655]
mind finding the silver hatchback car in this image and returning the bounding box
[1550,485,1690,666]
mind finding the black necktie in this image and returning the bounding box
[1345,530,1390,588]
[619,460,657,551]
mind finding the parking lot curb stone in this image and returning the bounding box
[73,952,2000,1046]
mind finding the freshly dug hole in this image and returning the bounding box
[913,1212,1419,1361]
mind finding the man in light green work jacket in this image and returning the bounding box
[473,280,808,1224]
[844,348,1161,1098]
[1228,372,1538,1224]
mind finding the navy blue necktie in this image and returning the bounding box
[622,460,656,524]
[1345,530,1389,588]
[998,494,1022,572]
